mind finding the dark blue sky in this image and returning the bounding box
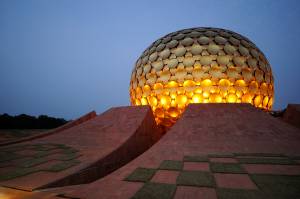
[1,0,300,120]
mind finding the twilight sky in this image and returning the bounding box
[1,0,300,120]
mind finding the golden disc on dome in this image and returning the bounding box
[130,27,274,126]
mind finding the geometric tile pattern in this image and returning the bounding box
[124,153,300,199]
[0,143,81,181]
[159,160,183,171]
[129,27,274,126]
[125,168,156,182]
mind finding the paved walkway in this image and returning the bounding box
[1,104,300,198]
[61,104,300,199]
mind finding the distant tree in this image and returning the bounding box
[0,113,68,129]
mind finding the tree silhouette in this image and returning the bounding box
[0,113,68,129]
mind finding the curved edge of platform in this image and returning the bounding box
[0,111,97,147]
[283,104,300,129]
[36,106,163,190]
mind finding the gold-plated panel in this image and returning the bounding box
[130,28,274,127]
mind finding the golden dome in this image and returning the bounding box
[129,27,274,127]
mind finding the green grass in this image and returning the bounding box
[234,153,286,157]
[131,182,176,199]
[45,160,80,172]
[0,143,81,181]
[237,157,295,165]
[33,144,59,151]
[56,153,81,161]
[216,188,266,199]
[54,144,73,150]
[33,150,62,158]
[176,170,215,187]
[0,145,27,152]
[0,129,47,139]
[210,162,246,174]
[125,168,156,182]
[0,129,31,138]
[159,160,183,171]
[0,152,21,162]
[183,155,209,162]
[208,153,234,158]
[62,148,79,154]
[250,174,300,197]
[20,157,49,167]
[0,168,37,181]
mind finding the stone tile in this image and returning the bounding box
[237,157,293,165]
[8,104,300,198]
[151,170,179,184]
[184,162,210,171]
[177,170,215,187]
[210,162,246,174]
[214,173,257,189]
[216,188,265,199]
[208,153,234,158]
[125,168,156,182]
[243,164,300,175]
[132,182,176,199]
[159,160,183,170]
[234,153,286,157]
[209,158,238,163]
[251,174,300,197]
[184,155,208,162]
[174,186,217,199]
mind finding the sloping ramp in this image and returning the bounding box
[0,111,97,146]
[0,106,162,191]
[59,104,300,199]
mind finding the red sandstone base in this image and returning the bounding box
[0,104,299,199]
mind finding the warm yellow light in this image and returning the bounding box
[203,99,209,103]
[236,91,243,98]
[149,96,157,107]
[194,87,202,94]
[203,91,210,98]
[242,93,253,103]
[254,95,262,107]
[227,93,237,103]
[143,85,151,92]
[183,80,195,87]
[167,81,178,88]
[154,83,163,90]
[202,79,212,87]
[154,108,164,118]
[130,28,274,127]
[263,96,269,107]
[168,107,179,118]
[210,94,223,103]
[249,81,259,94]
[170,92,177,99]
[160,95,171,108]
[219,79,231,87]
[235,79,246,87]
[176,95,188,106]
[171,99,176,107]
[192,94,203,103]
[135,99,141,105]
[141,97,148,105]
[186,91,194,98]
